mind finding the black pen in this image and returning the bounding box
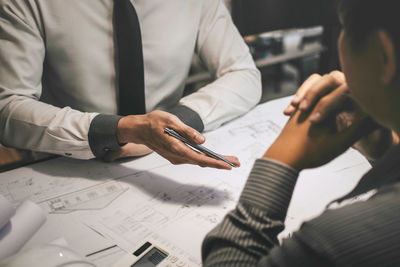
[164,127,237,167]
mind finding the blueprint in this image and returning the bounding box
[81,96,370,265]
[0,96,372,266]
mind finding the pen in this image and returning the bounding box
[164,127,237,167]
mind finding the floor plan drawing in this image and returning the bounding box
[43,181,130,214]
[0,96,373,267]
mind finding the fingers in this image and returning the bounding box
[309,84,350,123]
[293,74,323,105]
[329,70,346,83]
[284,74,322,115]
[223,155,241,167]
[174,121,205,144]
[158,141,239,170]
[176,144,237,170]
[284,71,346,117]
[132,110,238,170]
[186,152,239,170]
[152,136,240,170]
[298,73,344,111]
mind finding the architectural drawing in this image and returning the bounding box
[0,96,372,267]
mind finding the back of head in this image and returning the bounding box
[338,0,400,128]
[338,0,399,52]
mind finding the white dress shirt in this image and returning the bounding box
[0,0,261,159]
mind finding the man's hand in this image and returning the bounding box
[284,71,347,121]
[284,71,396,161]
[264,108,372,171]
[116,110,240,169]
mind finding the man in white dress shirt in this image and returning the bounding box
[0,0,260,168]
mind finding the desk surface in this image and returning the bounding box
[0,96,371,266]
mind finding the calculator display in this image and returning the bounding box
[131,247,168,267]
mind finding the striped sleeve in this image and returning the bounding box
[202,158,299,266]
[203,157,400,267]
[240,158,298,219]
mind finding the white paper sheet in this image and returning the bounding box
[0,96,372,266]
[0,200,46,260]
[82,96,372,265]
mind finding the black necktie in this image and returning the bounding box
[114,0,146,115]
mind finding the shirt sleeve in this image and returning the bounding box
[179,0,262,131]
[0,1,115,159]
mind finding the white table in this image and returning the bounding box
[0,96,371,266]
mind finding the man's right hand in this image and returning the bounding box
[116,110,239,170]
[284,71,397,161]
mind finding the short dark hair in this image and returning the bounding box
[338,0,399,51]
[338,0,400,80]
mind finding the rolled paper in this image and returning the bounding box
[0,200,46,260]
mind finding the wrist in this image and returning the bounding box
[263,143,303,171]
[117,115,148,144]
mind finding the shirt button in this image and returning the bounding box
[103,147,111,152]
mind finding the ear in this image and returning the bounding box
[377,30,396,85]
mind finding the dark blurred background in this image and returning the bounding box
[187,0,340,102]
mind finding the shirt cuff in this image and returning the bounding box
[167,105,204,132]
[88,114,124,158]
[239,158,299,220]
